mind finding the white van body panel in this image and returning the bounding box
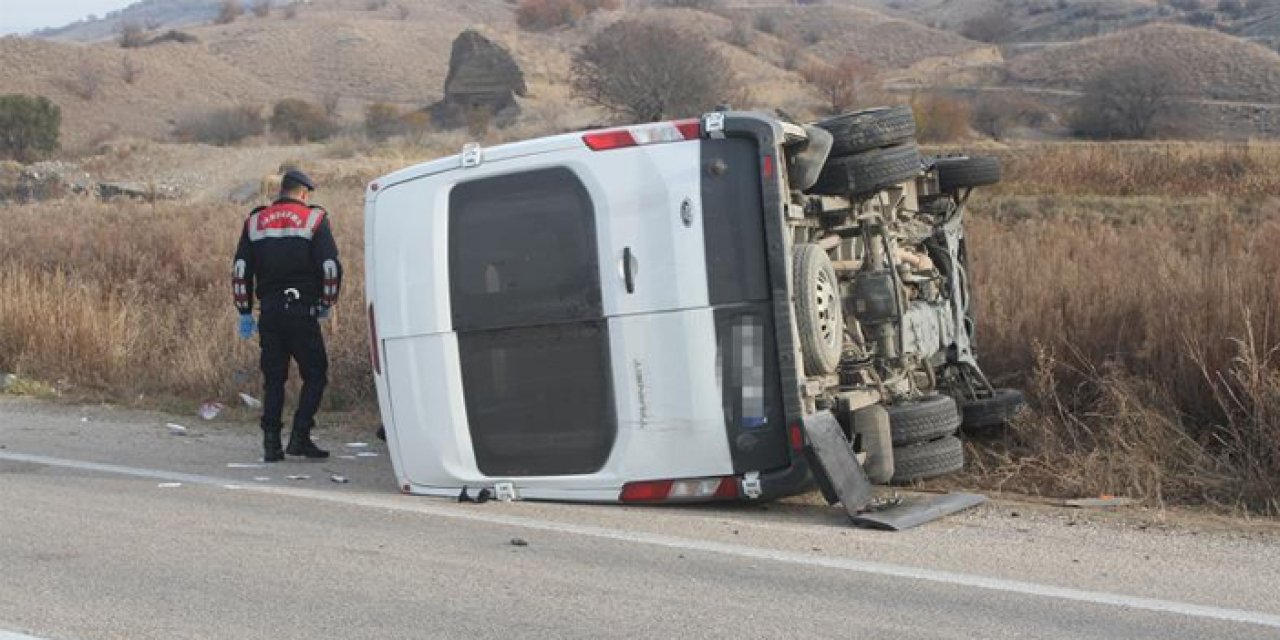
[367,135,737,501]
[606,310,734,480]
[573,142,709,316]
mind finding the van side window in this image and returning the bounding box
[449,168,601,331]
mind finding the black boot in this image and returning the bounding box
[263,429,284,463]
[286,427,329,459]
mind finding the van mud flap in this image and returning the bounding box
[802,412,985,530]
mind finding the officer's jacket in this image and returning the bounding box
[232,197,342,314]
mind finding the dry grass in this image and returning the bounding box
[948,141,1280,199]
[957,142,1280,515]
[0,188,374,412]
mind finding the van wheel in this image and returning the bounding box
[793,243,844,376]
[808,144,923,197]
[888,394,961,446]
[961,388,1026,432]
[816,106,916,157]
[933,155,1001,192]
[890,436,965,484]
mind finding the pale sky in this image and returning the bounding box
[1,0,138,35]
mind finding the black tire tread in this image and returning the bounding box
[816,106,917,157]
[890,435,965,484]
[888,394,961,446]
[934,155,1002,192]
[810,144,923,197]
[962,388,1026,431]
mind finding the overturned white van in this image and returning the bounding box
[365,110,1020,504]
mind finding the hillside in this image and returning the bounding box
[1005,23,1280,102]
[724,4,987,71]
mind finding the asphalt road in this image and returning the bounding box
[2,396,1280,640]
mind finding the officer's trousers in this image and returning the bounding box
[257,310,328,434]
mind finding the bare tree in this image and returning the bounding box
[571,20,742,122]
[800,53,880,115]
[1070,61,1188,139]
[251,0,272,18]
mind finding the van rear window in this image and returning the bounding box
[449,168,601,332]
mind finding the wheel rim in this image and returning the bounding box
[813,268,840,352]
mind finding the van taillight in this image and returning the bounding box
[368,303,381,376]
[620,476,739,503]
[583,119,700,151]
[788,421,805,454]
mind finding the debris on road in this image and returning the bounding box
[330,474,350,484]
[1064,496,1136,509]
[165,423,189,436]
[197,401,223,420]
[510,538,528,547]
[238,393,262,409]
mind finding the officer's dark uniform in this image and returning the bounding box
[232,169,342,461]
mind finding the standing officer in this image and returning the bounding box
[233,169,342,462]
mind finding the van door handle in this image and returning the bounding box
[623,247,635,294]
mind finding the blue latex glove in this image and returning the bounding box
[237,314,256,340]
[315,305,331,320]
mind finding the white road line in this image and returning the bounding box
[6,450,1280,630]
[0,629,54,640]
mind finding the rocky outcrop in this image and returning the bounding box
[429,30,527,130]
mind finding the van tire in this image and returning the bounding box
[961,388,1026,431]
[933,155,1001,192]
[816,106,916,156]
[809,144,923,197]
[890,436,965,484]
[793,243,844,376]
[888,394,961,446]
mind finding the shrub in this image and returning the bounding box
[147,30,199,45]
[0,95,61,162]
[174,105,264,146]
[364,103,404,141]
[1069,61,1187,139]
[800,53,880,115]
[215,0,242,24]
[251,0,271,17]
[118,22,148,48]
[270,98,336,142]
[55,65,102,102]
[571,20,742,121]
[960,9,1018,42]
[754,13,777,34]
[121,57,142,85]
[911,92,970,142]
[725,19,755,47]
[516,0,619,30]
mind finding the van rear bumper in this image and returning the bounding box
[756,454,816,501]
